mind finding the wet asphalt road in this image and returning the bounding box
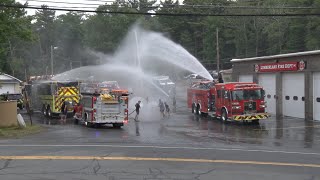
[1,81,320,179]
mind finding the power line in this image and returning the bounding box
[1,4,320,17]
[28,0,110,6]
[24,0,320,10]
[27,0,320,10]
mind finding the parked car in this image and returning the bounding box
[152,76,175,94]
[184,74,198,79]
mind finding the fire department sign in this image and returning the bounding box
[298,60,306,71]
[254,61,306,72]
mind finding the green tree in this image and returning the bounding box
[54,12,85,72]
[83,1,139,54]
[0,0,33,77]
[33,5,56,74]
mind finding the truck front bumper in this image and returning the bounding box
[232,113,269,121]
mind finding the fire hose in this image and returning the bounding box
[128,110,136,116]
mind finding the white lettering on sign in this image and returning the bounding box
[261,65,277,70]
[257,62,299,72]
[285,64,295,68]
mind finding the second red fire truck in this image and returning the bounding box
[187,81,269,123]
[74,81,129,128]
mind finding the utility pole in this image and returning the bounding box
[216,27,220,73]
[50,45,53,76]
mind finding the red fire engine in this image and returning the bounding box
[74,82,129,128]
[187,81,269,123]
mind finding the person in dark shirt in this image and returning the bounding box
[164,102,170,117]
[60,99,67,124]
[134,100,141,122]
[159,100,165,118]
[218,73,224,83]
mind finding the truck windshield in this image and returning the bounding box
[232,89,263,100]
[7,94,22,100]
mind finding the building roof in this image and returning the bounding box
[231,50,320,63]
[0,73,22,83]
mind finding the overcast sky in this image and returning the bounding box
[16,0,183,16]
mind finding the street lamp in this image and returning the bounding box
[50,45,58,76]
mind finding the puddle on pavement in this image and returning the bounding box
[181,114,320,149]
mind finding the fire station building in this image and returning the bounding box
[231,50,320,121]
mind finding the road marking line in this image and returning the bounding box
[0,156,319,168]
[0,144,319,156]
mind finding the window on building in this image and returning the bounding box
[285,96,290,100]
[302,97,305,101]
[316,97,320,102]
[293,96,298,101]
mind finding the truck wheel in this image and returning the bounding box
[83,113,88,126]
[85,122,96,128]
[221,109,228,123]
[84,113,88,121]
[192,104,195,114]
[42,105,46,116]
[202,113,208,117]
[196,104,201,115]
[46,106,52,118]
[113,123,123,128]
[74,118,79,125]
[252,120,260,124]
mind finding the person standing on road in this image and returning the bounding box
[60,99,67,124]
[159,99,165,118]
[164,102,170,117]
[134,100,141,122]
[172,96,176,113]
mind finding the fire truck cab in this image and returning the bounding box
[188,82,269,123]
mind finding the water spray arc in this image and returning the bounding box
[53,24,212,98]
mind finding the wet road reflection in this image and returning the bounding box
[27,105,320,152]
[135,121,140,136]
[304,120,314,148]
[186,113,320,150]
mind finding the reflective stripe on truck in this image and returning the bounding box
[233,113,269,121]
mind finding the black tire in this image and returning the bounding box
[113,123,123,128]
[42,105,46,116]
[83,114,89,127]
[85,122,96,128]
[221,108,228,123]
[86,122,92,127]
[252,120,260,125]
[196,104,201,115]
[84,113,88,121]
[93,123,101,128]
[74,118,79,125]
[46,106,52,118]
[202,113,208,117]
[192,104,195,114]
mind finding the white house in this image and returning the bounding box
[0,73,22,94]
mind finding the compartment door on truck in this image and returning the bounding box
[239,75,253,83]
[282,73,305,119]
[258,74,276,115]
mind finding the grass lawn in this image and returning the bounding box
[0,123,42,138]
